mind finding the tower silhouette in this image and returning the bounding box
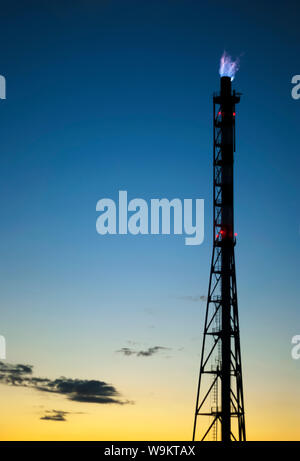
[192,76,246,442]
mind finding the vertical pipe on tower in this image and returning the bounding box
[220,76,234,441]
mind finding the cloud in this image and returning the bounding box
[137,346,168,357]
[117,346,170,357]
[40,409,86,422]
[177,295,207,303]
[40,410,68,422]
[0,361,130,405]
[117,347,136,356]
[0,362,33,375]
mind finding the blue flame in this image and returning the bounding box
[219,51,240,81]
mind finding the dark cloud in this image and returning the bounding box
[117,346,170,357]
[117,347,136,356]
[177,295,207,303]
[0,361,129,405]
[137,346,168,357]
[35,378,126,405]
[40,409,86,422]
[40,410,68,422]
[0,361,33,375]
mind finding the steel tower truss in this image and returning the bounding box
[193,77,246,442]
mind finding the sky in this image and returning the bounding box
[0,0,299,441]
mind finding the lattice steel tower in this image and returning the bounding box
[193,76,246,442]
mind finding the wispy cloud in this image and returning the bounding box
[137,346,169,357]
[40,409,85,422]
[116,346,170,357]
[40,410,68,422]
[177,295,207,303]
[0,362,33,376]
[117,347,136,356]
[0,361,131,405]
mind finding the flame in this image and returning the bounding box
[219,51,240,81]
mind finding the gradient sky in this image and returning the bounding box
[0,0,299,441]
